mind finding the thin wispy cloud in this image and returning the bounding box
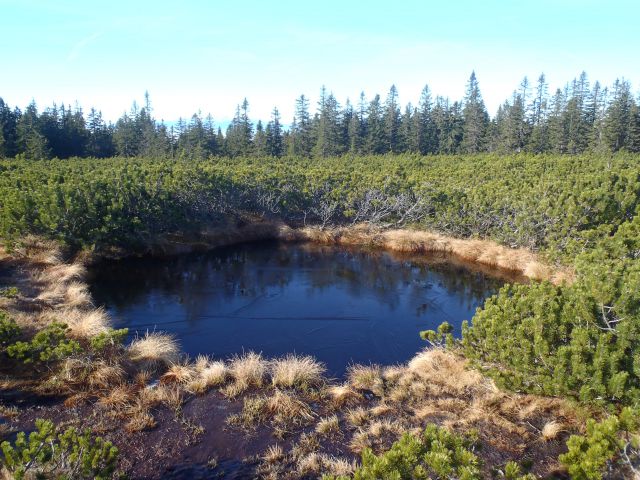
[66,31,105,62]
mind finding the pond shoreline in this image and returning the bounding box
[88,222,573,285]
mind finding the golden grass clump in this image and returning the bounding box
[98,384,135,411]
[407,348,485,395]
[88,362,125,390]
[327,383,363,407]
[315,414,340,435]
[262,444,285,464]
[369,403,395,417]
[523,261,553,281]
[347,364,384,396]
[125,408,157,432]
[270,354,326,389]
[37,262,86,284]
[265,390,315,424]
[228,351,267,389]
[541,420,565,441]
[349,429,372,453]
[366,418,403,439]
[296,452,357,477]
[345,406,369,427]
[161,362,196,385]
[62,281,93,308]
[187,356,227,393]
[64,308,111,338]
[128,332,180,367]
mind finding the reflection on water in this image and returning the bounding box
[89,242,507,376]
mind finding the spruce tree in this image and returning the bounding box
[604,79,633,151]
[290,95,313,157]
[461,71,489,153]
[266,107,284,157]
[383,85,401,153]
[365,94,385,154]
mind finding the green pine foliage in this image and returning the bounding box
[559,408,639,480]
[1,418,119,480]
[6,323,81,364]
[89,328,129,353]
[324,424,482,480]
[1,153,639,252]
[0,311,21,346]
[461,212,640,405]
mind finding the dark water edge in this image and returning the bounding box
[89,242,511,376]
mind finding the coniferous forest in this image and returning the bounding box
[1,72,640,161]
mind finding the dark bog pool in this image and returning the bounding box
[90,242,509,376]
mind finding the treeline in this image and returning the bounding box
[1,72,640,160]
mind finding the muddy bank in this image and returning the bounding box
[2,349,579,479]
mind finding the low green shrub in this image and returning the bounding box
[559,407,640,480]
[325,424,483,480]
[0,287,19,298]
[0,418,119,480]
[89,328,129,353]
[0,312,21,347]
[6,322,81,364]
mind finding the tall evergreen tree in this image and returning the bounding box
[603,79,633,151]
[0,99,19,158]
[365,94,385,154]
[313,86,343,157]
[461,72,489,153]
[225,99,253,157]
[347,92,367,154]
[528,74,549,152]
[290,95,313,157]
[266,107,284,157]
[17,101,50,159]
[86,108,115,157]
[416,85,436,154]
[383,85,402,153]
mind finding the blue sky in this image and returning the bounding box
[1,0,639,124]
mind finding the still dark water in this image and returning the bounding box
[90,242,508,376]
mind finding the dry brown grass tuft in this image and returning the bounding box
[524,261,553,281]
[265,390,315,425]
[407,348,485,395]
[349,429,372,453]
[296,452,323,476]
[323,456,358,477]
[65,308,111,338]
[541,420,565,441]
[62,281,92,308]
[229,351,267,386]
[263,444,284,464]
[367,418,403,439]
[270,354,326,389]
[98,384,135,411]
[37,263,86,284]
[296,452,357,477]
[128,332,180,366]
[346,407,369,428]
[197,359,227,387]
[347,364,384,396]
[88,362,125,390]
[327,384,362,407]
[370,403,395,417]
[125,408,157,432]
[161,362,196,385]
[315,415,340,435]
